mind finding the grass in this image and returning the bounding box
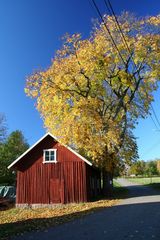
[127,176,160,190]
[113,179,122,187]
[113,179,129,198]
[127,176,160,185]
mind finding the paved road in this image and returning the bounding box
[13,178,160,240]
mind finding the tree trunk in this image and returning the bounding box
[102,170,113,197]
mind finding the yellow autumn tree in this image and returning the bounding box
[25,13,160,193]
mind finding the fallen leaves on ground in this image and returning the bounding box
[0,199,118,239]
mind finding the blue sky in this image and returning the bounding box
[0,0,160,161]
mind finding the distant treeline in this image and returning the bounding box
[127,160,160,177]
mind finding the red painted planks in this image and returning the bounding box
[15,135,101,204]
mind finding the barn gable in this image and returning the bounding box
[8,132,92,169]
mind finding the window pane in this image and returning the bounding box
[50,151,54,156]
[45,151,49,156]
[50,155,55,161]
[45,156,50,161]
[50,151,55,160]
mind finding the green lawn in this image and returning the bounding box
[113,179,122,187]
[127,177,160,185]
[113,179,128,198]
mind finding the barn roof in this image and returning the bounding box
[8,132,92,169]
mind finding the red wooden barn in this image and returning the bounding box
[8,133,101,206]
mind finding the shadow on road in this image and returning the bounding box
[1,201,160,240]
[115,178,160,199]
[122,184,160,197]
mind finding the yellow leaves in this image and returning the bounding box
[124,95,130,104]
[24,86,38,98]
[0,199,118,239]
[31,90,39,98]
[147,15,160,26]
[119,71,132,87]
[25,12,160,170]
[24,87,29,96]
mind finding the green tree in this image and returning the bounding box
[145,161,158,176]
[0,130,29,184]
[156,159,160,174]
[129,160,146,176]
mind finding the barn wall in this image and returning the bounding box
[86,165,101,201]
[15,136,87,204]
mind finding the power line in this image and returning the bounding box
[150,103,160,129]
[104,0,160,130]
[104,0,134,61]
[141,138,160,158]
[90,0,126,66]
[90,0,160,131]
[150,113,160,131]
[105,0,159,72]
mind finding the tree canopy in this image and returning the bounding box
[25,13,160,174]
[129,160,159,176]
[0,130,29,184]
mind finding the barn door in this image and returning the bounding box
[50,179,64,204]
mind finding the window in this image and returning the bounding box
[43,149,57,163]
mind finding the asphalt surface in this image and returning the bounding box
[12,178,160,240]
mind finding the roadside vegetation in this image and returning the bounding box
[128,160,160,177]
[126,176,160,190]
[113,179,129,198]
[125,159,160,190]
[127,177,160,185]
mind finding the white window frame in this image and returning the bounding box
[43,149,57,163]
